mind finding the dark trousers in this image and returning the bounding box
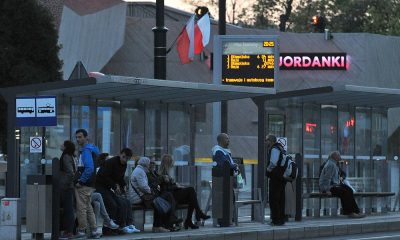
[330,184,360,215]
[172,187,200,221]
[153,192,176,228]
[269,177,286,224]
[96,186,128,227]
[116,196,133,226]
[60,188,75,233]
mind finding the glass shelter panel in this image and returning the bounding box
[321,105,337,159]
[372,109,388,192]
[303,103,320,178]
[338,106,355,176]
[121,101,145,156]
[145,102,168,159]
[168,103,190,162]
[96,100,121,155]
[71,98,96,142]
[355,107,371,180]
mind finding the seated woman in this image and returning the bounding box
[127,157,172,233]
[159,154,210,229]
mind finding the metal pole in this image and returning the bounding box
[295,153,303,221]
[153,0,168,80]
[219,0,227,133]
[253,97,266,199]
[5,95,18,197]
[51,157,60,240]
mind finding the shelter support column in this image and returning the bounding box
[252,97,266,200]
[5,94,18,198]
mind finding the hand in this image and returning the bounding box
[75,182,82,188]
[115,185,122,195]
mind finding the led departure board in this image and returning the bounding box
[221,40,277,87]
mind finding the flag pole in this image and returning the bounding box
[166,28,184,54]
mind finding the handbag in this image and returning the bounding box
[131,181,171,214]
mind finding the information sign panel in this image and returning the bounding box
[16,96,57,127]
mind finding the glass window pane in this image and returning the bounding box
[71,98,96,142]
[355,107,371,178]
[121,101,144,156]
[321,105,337,157]
[303,103,320,178]
[145,102,167,158]
[338,106,355,175]
[97,100,121,155]
[285,102,302,154]
[168,103,190,162]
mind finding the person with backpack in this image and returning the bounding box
[75,129,102,238]
[265,134,286,226]
[319,151,365,218]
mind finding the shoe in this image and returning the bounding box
[89,230,102,239]
[196,211,211,221]
[59,232,74,240]
[348,213,366,218]
[75,231,87,239]
[127,224,141,233]
[168,225,181,232]
[121,226,135,234]
[102,227,119,236]
[268,221,284,226]
[184,220,199,229]
[172,217,183,224]
[103,219,119,230]
[152,226,170,233]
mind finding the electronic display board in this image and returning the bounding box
[217,38,278,88]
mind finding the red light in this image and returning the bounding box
[306,122,317,133]
[312,16,318,25]
[345,118,355,127]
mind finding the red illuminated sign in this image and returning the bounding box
[280,53,348,70]
[305,122,317,133]
[346,118,355,127]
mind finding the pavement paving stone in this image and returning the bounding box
[362,223,376,233]
[288,227,305,240]
[347,223,362,235]
[257,230,273,240]
[272,228,289,240]
[224,232,241,240]
[333,224,348,236]
[318,225,334,237]
[241,231,258,240]
[304,226,319,238]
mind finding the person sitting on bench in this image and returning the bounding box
[319,151,365,218]
[158,154,210,229]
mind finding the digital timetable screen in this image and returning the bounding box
[221,40,276,87]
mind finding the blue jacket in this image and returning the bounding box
[77,144,100,185]
[212,145,236,170]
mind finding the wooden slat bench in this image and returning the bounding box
[303,191,395,217]
[132,203,189,231]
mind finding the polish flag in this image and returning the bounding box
[177,15,195,64]
[194,13,210,54]
[177,13,210,64]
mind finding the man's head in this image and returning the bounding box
[119,148,133,165]
[265,134,277,149]
[75,129,88,147]
[329,151,341,163]
[217,133,230,148]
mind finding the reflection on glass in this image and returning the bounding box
[145,102,167,159]
[97,101,121,155]
[121,102,144,156]
[168,103,190,162]
[321,105,337,158]
[303,103,320,178]
[355,107,371,178]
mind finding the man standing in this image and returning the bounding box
[212,133,238,172]
[265,134,286,226]
[96,148,139,234]
[75,129,101,238]
[319,151,365,218]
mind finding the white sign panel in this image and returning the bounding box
[30,137,42,153]
[36,97,56,117]
[16,98,36,118]
[277,137,287,152]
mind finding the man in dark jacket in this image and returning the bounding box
[265,134,286,226]
[96,148,139,234]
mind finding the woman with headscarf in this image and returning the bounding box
[159,154,210,229]
[128,157,171,232]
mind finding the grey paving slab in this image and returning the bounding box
[257,230,273,240]
[288,227,305,240]
[333,224,348,236]
[318,225,334,237]
[304,226,319,238]
[347,223,362,235]
[241,231,258,240]
[362,223,375,233]
[273,228,289,240]
[224,232,241,240]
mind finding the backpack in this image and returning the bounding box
[279,154,298,182]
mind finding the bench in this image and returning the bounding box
[132,203,189,231]
[233,188,264,226]
[303,191,395,217]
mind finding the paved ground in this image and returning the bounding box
[20,212,400,240]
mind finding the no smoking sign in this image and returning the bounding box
[30,137,42,153]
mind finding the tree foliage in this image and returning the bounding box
[0,0,62,86]
[0,0,62,153]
